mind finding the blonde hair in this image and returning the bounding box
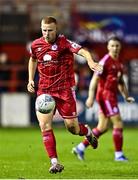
[41,16,57,24]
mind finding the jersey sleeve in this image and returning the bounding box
[94,54,109,76]
[30,42,37,59]
[67,39,82,53]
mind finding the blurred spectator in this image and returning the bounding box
[0,52,10,92]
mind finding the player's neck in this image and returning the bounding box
[43,34,58,44]
[109,53,119,60]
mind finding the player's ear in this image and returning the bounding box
[56,27,58,33]
[119,43,122,50]
[107,43,110,51]
[56,24,59,32]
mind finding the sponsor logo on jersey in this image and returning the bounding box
[43,54,52,61]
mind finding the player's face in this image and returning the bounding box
[41,22,57,43]
[107,40,121,59]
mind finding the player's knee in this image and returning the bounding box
[39,122,45,131]
[67,125,78,135]
[101,129,108,134]
[39,121,51,131]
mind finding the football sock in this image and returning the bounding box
[115,151,123,159]
[79,123,91,136]
[42,129,57,158]
[81,127,103,148]
[113,128,123,151]
[77,142,86,151]
[51,157,58,165]
[82,139,89,147]
[92,128,103,138]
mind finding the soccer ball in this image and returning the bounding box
[35,94,55,114]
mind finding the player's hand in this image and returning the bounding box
[125,96,135,103]
[85,97,94,108]
[27,80,35,93]
[89,62,103,73]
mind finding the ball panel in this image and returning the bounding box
[35,94,55,114]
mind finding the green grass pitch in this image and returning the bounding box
[0,126,138,179]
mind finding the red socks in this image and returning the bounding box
[112,128,123,151]
[79,123,88,136]
[81,127,123,151]
[42,129,57,158]
[92,128,103,138]
[82,127,102,147]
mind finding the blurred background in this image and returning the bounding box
[0,0,138,127]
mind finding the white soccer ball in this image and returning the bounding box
[35,94,55,114]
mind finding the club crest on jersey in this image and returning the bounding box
[43,54,52,61]
[51,44,58,50]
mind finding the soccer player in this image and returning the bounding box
[27,16,103,174]
[72,36,135,161]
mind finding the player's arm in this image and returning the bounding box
[27,57,37,93]
[118,75,135,103]
[85,74,100,108]
[77,48,103,73]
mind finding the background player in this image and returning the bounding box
[72,36,135,161]
[27,16,103,173]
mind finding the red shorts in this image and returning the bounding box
[37,88,77,119]
[97,91,120,117]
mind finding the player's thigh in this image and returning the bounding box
[97,112,109,131]
[64,117,79,128]
[110,113,123,128]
